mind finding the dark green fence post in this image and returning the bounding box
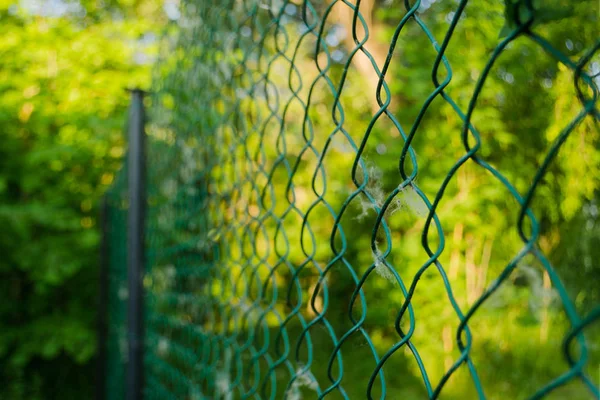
[126,89,146,400]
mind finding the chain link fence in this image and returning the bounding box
[103,0,600,398]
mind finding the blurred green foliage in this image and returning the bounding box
[1,0,599,398]
[0,0,164,397]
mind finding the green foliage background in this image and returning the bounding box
[0,0,163,397]
[1,0,599,398]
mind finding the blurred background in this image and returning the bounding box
[0,0,161,397]
[1,0,599,399]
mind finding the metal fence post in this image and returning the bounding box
[126,89,146,400]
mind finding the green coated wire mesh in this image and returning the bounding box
[106,0,600,398]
